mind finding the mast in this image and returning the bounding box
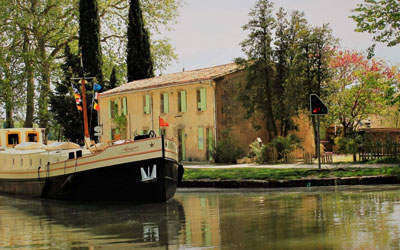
[80,53,90,142]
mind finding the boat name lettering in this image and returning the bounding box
[122,145,140,153]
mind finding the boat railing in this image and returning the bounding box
[0,149,78,170]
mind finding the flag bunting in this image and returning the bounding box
[72,84,83,111]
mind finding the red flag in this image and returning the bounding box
[159,117,169,127]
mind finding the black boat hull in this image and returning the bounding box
[0,157,180,202]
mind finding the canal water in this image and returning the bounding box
[1,185,400,249]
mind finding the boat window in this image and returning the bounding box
[26,132,39,142]
[7,133,20,147]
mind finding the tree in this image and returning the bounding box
[236,0,278,140]
[326,50,400,136]
[351,0,400,47]
[109,66,118,90]
[237,0,336,145]
[0,0,78,130]
[273,9,308,136]
[50,46,84,143]
[295,24,336,154]
[79,0,103,139]
[80,0,103,83]
[126,0,154,82]
[99,0,182,75]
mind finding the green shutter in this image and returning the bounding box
[122,97,127,115]
[109,129,113,140]
[163,92,169,113]
[144,95,150,114]
[198,127,204,150]
[181,91,187,112]
[108,100,112,118]
[200,88,207,111]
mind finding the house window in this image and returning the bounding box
[143,95,151,114]
[178,90,187,112]
[160,92,169,114]
[197,88,207,111]
[198,127,204,150]
[122,97,128,116]
[109,99,118,118]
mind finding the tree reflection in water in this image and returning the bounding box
[1,185,400,249]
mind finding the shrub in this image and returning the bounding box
[249,140,271,163]
[267,134,302,160]
[211,130,245,164]
[249,134,302,163]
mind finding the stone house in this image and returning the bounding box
[99,63,314,161]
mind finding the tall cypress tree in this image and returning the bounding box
[79,0,103,83]
[127,0,154,82]
[79,0,103,139]
[109,66,118,90]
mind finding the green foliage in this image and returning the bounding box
[237,0,337,140]
[249,141,270,164]
[267,134,302,160]
[211,130,245,164]
[79,0,103,83]
[50,46,84,144]
[109,66,118,90]
[249,134,302,163]
[334,136,363,155]
[127,0,154,82]
[100,0,182,74]
[351,0,400,47]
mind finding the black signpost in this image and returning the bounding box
[310,94,328,169]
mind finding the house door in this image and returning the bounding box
[178,129,186,161]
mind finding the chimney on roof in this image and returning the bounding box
[182,67,185,72]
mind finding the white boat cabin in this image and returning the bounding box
[0,128,44,148]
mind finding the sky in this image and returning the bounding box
[163,0,400,74]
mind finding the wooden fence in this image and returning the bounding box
[359,142,400,161]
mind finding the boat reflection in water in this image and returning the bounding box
[3,186,400,249]
[0,195,185,249]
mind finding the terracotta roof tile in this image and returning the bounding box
[101,63,240,97]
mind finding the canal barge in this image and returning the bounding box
[0,128,183,202]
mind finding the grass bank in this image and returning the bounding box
[183,166,400,181]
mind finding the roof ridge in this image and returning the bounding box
[101,62,240,97]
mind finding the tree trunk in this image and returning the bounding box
[23,32,35,128]
[38,38,50,131]
[5,93,14,128]
[3,63,14,128]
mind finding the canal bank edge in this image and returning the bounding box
[179,176,400,188]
